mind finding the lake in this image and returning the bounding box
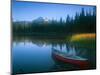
[12,36,96,74]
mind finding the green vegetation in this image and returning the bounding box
[13,8,96,35]
[70,33,96,49]
[13,8,96,49]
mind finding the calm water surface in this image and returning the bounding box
[12,36,96,74]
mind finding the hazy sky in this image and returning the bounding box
[12,0,95,21]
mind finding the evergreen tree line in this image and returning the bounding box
[13,8,96,35]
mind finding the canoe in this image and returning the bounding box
[52,48,89,69]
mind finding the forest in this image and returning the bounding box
[13,8,96,36]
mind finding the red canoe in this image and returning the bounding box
[52,48,89,69]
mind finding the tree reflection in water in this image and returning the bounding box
[13,35,96,71]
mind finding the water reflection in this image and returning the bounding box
[12,36,96,74]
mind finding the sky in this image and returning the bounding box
[12,0,95,21]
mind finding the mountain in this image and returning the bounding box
[33,17,45,24]
[13,17,51,26]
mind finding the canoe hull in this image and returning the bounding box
[52,51,89,69]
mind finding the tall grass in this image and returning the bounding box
[70,33,96,48]
[70,33,96,42]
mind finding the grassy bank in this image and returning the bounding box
[70,33,96,49]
